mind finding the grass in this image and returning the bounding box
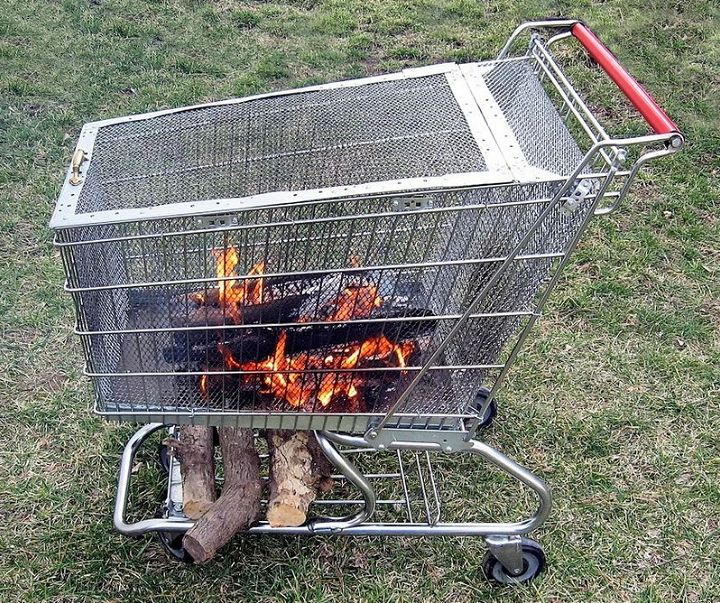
[0,0,718,601]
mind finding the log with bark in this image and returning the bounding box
[182,427,262,563]
[183,272,358,308]
[174,294,308,331]
[166,425,217,519]
[265,430,334,527]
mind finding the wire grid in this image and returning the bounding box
[484,58,585,176]
[299,448,442,525]
[76,74,488,215]
[56,47,612,429]
[60,177,598,428]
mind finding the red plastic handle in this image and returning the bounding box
[571,22,679,135]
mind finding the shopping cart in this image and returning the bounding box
[51,20,682,584]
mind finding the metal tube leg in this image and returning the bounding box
[467,439,552,534]
[307,432,377,532]
[466,438,551,576]
[114,423,193,536]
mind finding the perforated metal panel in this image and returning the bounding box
[483,59,584,176]
[78,75,490,215]
[53,65,524,229]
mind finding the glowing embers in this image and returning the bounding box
[218,332,416,410]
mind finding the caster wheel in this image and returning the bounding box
[156,530,193,563]
[158,444,171,474]
[154,509,192,562]
[482,538,546,585]
[474,386,497,429]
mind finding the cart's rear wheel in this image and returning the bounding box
[474,386,497,429]
[156,530,193,563]
[158,444,171,475]
[482,538,546,585]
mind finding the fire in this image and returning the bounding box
[244,261,265,305]
[323,284,382,321]
[394,340,416,368]
[222,332,414,409]
[198,248,415,410]
[209,247,265,322]
[226,332,317,408]
[199,372,209,400]
[212,247,241,307]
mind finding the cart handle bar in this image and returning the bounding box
[570,23,678,136]
[500,20,681,140]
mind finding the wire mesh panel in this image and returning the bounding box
[56,179,600,431]
[53,46,612,433]
[74,70,496,216]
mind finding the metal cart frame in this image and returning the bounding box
[57,20,682,584]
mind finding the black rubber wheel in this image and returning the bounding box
[157,444,171,475]
[474,386,498,429]
[154,509,193,562]
[482,538,546,585]
[156,530,193,563]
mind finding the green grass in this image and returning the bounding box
[1,0,719,601]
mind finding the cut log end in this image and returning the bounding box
[182,500,213,520]
[182,533,210,564]
[266,504,308,528]
[265,430,333,528]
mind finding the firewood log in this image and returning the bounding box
[164,331,274,365]
[165,426,217,519]
[164,308,436,364]
[282,310,435,352]
[265,430,333,527]
[182,427,261,563]
[183,272,362,308]
[172,294,307,331]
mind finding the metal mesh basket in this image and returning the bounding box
[52,55,600,433]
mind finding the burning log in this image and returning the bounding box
[182,427,261,563]
[163,308,436,365]
[173,294,307,332]
[165,331,274,365]
[282,309,435,353]
[185,272,367,307]
[194,369,260,406]
[265,430,334,527]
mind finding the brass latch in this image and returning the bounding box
[69,148,88,186]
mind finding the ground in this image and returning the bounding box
[0,0,718,601]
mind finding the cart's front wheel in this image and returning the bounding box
[482,538,546,585]
[156,530,193,563]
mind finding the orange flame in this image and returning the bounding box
[324,284,382,321]
[210,247,265,321]
[199,372,209,400]
[222,333,413,409]
[247,262,265,305]
[212,247,240,306]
